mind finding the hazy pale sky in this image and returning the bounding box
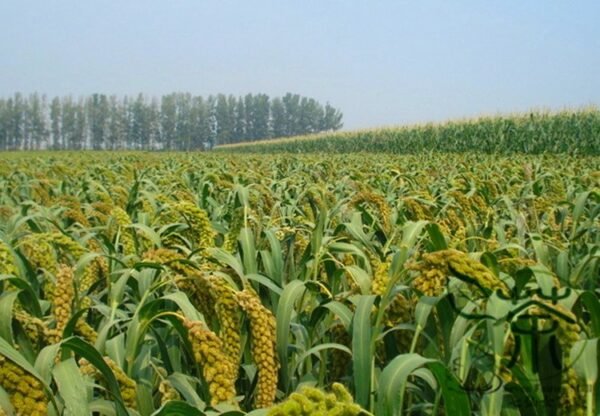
[1,1,599,129]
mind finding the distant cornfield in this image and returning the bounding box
[0,150,598,415]
[216,109,600,154]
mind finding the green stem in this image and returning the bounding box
[458,338,469,383]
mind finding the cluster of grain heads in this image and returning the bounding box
[223,207,244,253]
[408,249,508,297]
[182,318,238,406]
[0,241,17,276]
[0,355,47,416]
[156,367,180,405]
[0,149,597,415]
[369,253,391,296]
[407,250,451,296]
[142,248,218,317]
[206,274,242,372]
[13,311,45,344]
[350,190,392,234]
[236,289,279,408]
[79,357,138,410]
[158,378,180,405]
[158,200,215,255]
[46,264,75,343]
[80,238,108,298]
[266,383,366,416]
[18,234,58,299]
[110,207,136,256]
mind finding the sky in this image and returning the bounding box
[1,1,599,130]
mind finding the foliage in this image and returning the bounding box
[0,151,598,415]
[217,108,600,155]
[0,92,343,151]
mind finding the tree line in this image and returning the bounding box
[0,92,343,151]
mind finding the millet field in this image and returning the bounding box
[0,111,599,416]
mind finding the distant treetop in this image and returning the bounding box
[0,92,343,151]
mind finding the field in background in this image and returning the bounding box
[216,109,600,154]
[0,146,598,415]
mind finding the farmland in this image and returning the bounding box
[0,118,599,415]
[216,109,600,155]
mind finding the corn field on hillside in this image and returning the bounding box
[0,151,598,415]
[216,109,600,154]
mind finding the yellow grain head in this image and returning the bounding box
[351,190,391,233]
[235,289,278,408]
[205,274,242,373]
[0,241,17,277]
[79,357,138,410]
[182,319,237,406]
[110,207,136,256]
[0,355,48,416]
[266,383,362,416]
[48,264,75,344]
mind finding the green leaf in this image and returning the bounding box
[578,291,600,337]
[352,295,376,409]
[208,248,245,279]
[163,292,204,322]
[426,361,471,416]
[129,223,162,247]
[345,265,372,295]
[245,273,282,296]
[151,401,205,416]
[264,230,284,286]
[60,337,129,416]
[426,223,448,250]
[376,353,434,416]
[88,399,117,416]
[53,357,91,416]
[238,227,258,274]
[0,385,15,415]
[292,342,352,376]
[571,338,598,385]
[320,301,353,330]
[276,280,306,391]
[35,343,62,386]
[0,291,19,342]
[167,373,206,409]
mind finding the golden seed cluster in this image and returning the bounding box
[13,311,45,345]
[183,318,237,406]
[409,249,508,297]
[0,355,48,416]
[223,207,244,253]
[175,274,216,319]
[370,256,390,296]
[0,241,17,277]
[18,234,57,277]
[266,383,363,416]
[158,378,180,405]
[206,274,242,372]
[158,201,214,255]
[236,289,279,408]
[47,264,75,344]
[351,190,391,233]
[110,207,136,256]
[79,357,138,410]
